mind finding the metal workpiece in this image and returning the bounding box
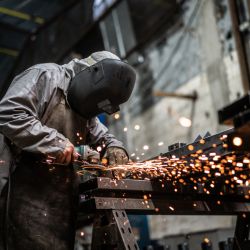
[218,93,250,125]
[80,196,250,215]
[218,93,250,136]
[77,125,250,249]
[79,176,250,249]
[79,177,156,193]
[160,128,234,160]
[79,177,250,214]
[79,172,250,201]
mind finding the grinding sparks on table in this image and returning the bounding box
[76,135,250,200]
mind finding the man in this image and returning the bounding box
[0,51,136,250]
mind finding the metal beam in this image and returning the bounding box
[0,21,31,34]
[0,6,44,24]
[0,47,19,57]
[228,0,250,92]
[154,90,198,101]
[0,0,85,99]
[233,214,250,250]
[91,210,139,250]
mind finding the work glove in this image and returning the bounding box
[56,141,77,165]
[103,147,131,179]
[104,147,129,165]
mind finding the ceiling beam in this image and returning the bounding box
[0,6,44,24]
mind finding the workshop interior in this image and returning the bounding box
[0,0,250,250]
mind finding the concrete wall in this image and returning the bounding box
[114,50,243,160]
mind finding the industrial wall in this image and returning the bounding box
[107,0,245,243]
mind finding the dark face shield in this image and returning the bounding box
[67,59,136,119]
[97,99,120,115]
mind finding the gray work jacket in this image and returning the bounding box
[0,57,125,194]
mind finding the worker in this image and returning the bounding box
[0,51,136,250]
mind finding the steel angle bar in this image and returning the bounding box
[79,177,250,201]
[79,196,250,215]
[80,177,159,193]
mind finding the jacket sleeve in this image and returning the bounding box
[0,68,68,156]
[86,117,126,152]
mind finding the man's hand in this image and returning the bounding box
[105,147,129,165]
[56,141,77,165]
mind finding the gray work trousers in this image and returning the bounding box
[0,154,78,250]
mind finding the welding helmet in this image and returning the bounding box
[67,58,136,119]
